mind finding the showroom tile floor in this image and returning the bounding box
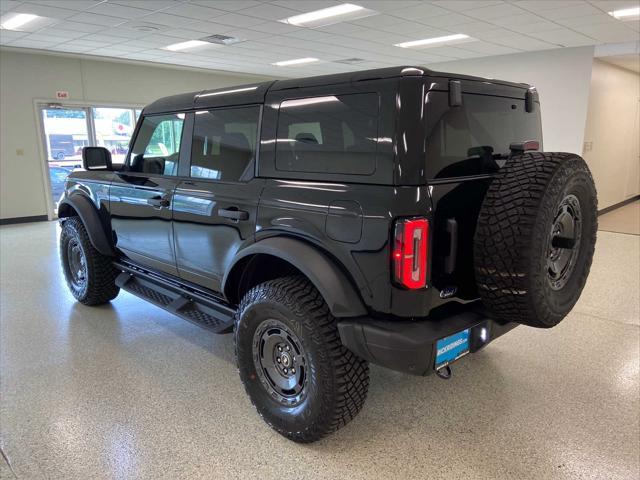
[1,221,638,480]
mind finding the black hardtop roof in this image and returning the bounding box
[143,65,531,115]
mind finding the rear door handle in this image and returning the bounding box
[147,196,170,208]
[219,207,249,221]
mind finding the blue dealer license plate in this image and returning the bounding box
[435,329,470,370]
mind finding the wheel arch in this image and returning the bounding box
[223,237,367,318]
[58,195,115,257]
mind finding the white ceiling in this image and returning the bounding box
[0,0,638,77]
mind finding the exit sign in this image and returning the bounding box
[56,91,70,100]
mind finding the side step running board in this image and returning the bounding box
[114,264,235,334]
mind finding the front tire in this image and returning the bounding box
[235,275,369,443]
[60,217,119,305]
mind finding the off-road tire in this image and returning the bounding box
[474,152,597,328]
[60,217,119,305]
[235,275,369,443]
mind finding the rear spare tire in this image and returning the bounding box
[474,152,597,328]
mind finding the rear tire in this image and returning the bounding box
[60,217,119,305]
[235,275,369,443]
[474,152,597,328]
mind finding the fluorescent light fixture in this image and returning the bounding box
[1,13,38,30]
[608,6,640,19]
[272,57,319,67]
[198,86,258,98]
[281,96,339,108]
[395,34,472,48]
[280,3,377,28]
[164,40,209,51]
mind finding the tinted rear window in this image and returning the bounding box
[426,93,542,179]
[275,93,379,175]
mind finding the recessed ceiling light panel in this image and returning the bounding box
[608,6,640,20]
[280,3,378,28]
[272,57,319,67]
[0,13,52,31]
[164,40,209,51]
[395,34,474,49]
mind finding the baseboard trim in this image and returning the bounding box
[598,195,640,216]
[0,215,49,225]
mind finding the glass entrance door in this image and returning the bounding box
[40,106,91,210]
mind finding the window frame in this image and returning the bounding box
[274,92,380,176]
[257,81,396,186]
[124,111,190,178]
[186,104,263,185]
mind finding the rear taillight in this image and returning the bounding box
[392,218,429,289]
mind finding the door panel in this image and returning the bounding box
[173,179,263,291]
[110,174,178,275]
[109,112,186,275]
[172,105,262,293]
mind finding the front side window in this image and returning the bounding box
[275,93,379,176]
[190,106,260,181]
[128,113,184,176]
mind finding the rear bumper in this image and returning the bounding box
[337,301,518,376]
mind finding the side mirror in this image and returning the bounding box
[82,146,113,171]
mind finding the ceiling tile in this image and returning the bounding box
[235,3,302,21]
[465,3,528,20]
[213,12,266,27]
[29,0,103,10]
[432,1,504,11]
[133,12,197,27]
[489,33,557,50]
[392,3,451,20]
[9,38,62,48]
[578,23,640,42]
[8,2,78,19]
[48,20,105,33]
[35,28,88,40]
[180,20,238,35]
[527,28,596,47]
[191,1,262,12]
[87,3,153,19]
[68,12,127,27]
[511,1,588,10]
[246,20,301,34]
[159,3,228,20]
[536,3,603,20]
[459,40,522,55]
[109,0,177,10]
[0,0,23,14]
[356,1,426,12]
[0,29,29,42]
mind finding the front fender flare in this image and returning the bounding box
[58,195,115,256]
[224,237,367,318]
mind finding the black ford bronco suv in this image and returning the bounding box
[58,66,597,442]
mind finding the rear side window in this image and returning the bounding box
[426,93,542,179]
[128,113,184,176]
[190,106,259,181]
[275,93,379,175]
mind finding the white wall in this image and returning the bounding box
[0,49,274,220]
[426,46,595,155]
[582,59,640,210]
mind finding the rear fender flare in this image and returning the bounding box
[223,237,367,318]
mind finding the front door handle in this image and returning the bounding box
[219,207,249,221]
[147,196,170,208]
